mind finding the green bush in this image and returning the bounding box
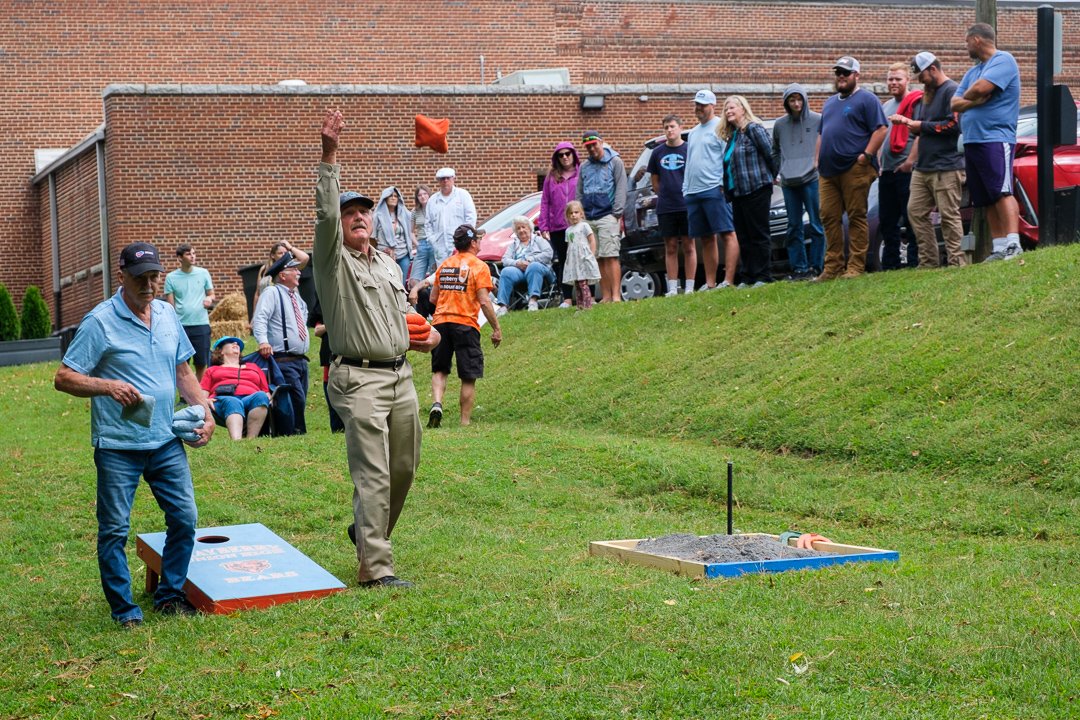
[0,283,19,342]
[20,286,51,340]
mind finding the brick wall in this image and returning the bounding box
[7,0,1079,310]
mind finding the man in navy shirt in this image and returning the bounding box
[647,114,694,295]
[816,56,889,280]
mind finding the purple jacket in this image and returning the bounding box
[537,142,580,233]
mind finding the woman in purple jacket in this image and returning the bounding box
[538,141,580,308]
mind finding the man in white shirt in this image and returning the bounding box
[425,168,477,265]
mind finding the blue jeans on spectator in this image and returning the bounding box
[782,180,825,274]
[213,391,270,419]
[409,240,435,284]
[94,438,197,622]
[394,255,411,282]
[275,357,308,435]
[496,262,556,306]
[879,170,918,270]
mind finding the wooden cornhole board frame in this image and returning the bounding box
[136,523,346,614]
[589,533,899,579]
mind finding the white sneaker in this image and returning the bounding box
[559,300,573,309]
[527,299,539,312]
[716,281,732,289]
[984,243,1024,262]
[495,304,508,317]
[665,288,679,297]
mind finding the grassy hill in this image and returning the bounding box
[1,246,1077,718]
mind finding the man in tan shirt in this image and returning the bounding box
[314,109,440,589]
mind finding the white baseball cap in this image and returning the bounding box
[911,51,938,73]
[693,89,717,105]
[435,167,456,179]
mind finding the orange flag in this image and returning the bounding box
[415,114,450,154]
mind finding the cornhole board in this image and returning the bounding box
[589,533,899,579]
[136,523,346,614]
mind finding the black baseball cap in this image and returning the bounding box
[118,242,165,276]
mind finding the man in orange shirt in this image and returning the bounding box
[428,224,503,428]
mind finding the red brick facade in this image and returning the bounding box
[6,1,1077,324]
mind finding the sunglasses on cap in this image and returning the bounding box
[834,68,854,77]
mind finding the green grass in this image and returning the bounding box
[2,246,1078,719]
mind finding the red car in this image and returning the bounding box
[1012,105,1080,246]
[475,191,542,273]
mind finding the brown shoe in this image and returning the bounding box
[841,269,864,279]
[813,272,837,282]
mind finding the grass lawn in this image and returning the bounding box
[1,246,1077,719]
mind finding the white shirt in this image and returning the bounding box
[425,186,477,264]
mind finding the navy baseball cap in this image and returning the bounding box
[118,242,165,276]
[340,191,374,211]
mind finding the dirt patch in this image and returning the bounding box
[635,533,834,564]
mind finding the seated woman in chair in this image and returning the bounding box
[493,216,556,314]
[200,336,271,440]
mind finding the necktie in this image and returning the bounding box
[290,290,307,342]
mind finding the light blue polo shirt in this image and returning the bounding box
[164,266,213,326]
[683,116,727,195]
[956,50,1021,144]
[62,290,194,450]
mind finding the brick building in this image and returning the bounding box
[4,1,1076,326]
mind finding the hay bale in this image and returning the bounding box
[210,320,250,344]
[210,292,248,322]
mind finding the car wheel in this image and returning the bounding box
[621,270,657,301]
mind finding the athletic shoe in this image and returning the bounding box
[716,281,732,289]
[696,284,715,292]
[360,575,415,589]
[752,281,768,288]
[120,618,143,630]
[665,288,680,297]
[736,282,749,289]
[155,597,198,616]
[427,403,442,429]
[494,304,508,317]
[559,300,573,309]
[983,243,1023,262]
[527,299,539,311]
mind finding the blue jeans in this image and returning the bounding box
[409,240,435,283]
[214,391,270,419]
[782,181,825,274]
[395,255,411,282]
[94,438,197,622]
[496,263,556,306]
[275,358,308,435]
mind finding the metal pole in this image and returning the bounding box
[726,461,733,535]
[1037,6,1056,245]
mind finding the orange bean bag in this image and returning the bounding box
[415,114,450,154]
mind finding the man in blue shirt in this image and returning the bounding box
[683,90,737,289]
[817,56,889,280]
[55,242,215,628]
[164,244,214,380]
[952,22,1023,261]
[647,114,694,295]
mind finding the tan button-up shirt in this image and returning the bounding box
[313,163,409,360]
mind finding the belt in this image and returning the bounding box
[273,353,308,362]
[336,354,407,370]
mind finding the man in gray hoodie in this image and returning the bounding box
[771,83,825,279]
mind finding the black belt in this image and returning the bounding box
[336,354,406,370]
[273,352,308,362]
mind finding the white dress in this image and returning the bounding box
[561,221,600,282]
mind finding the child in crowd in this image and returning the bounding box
[561,201,600,309]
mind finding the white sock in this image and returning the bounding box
[992,237,1008,253]
[1006,233,1020,247]
[666,279,679,293]
[684,281,695,293]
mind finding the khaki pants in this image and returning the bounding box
[328,360,421,583]
[908,169,967,268]
[819,161,878,277]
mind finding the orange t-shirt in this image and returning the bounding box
[431,252,492,330]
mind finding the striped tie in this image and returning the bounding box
[290,290,307,342]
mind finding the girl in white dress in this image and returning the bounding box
[561,201,600,309]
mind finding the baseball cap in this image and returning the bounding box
[452,224,484,243]
[435,167,456,179]
[339,191,374,211]
[581,130,602,146]
[833,56,861,73]
[693,89,717,105]
[267,251,301,278]
[911,51,937,73]
[212,336,245,351]
[118,242,165,276]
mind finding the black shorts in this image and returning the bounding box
[183,324,211,368]
[431,323,484,380]
[658,212,689,239]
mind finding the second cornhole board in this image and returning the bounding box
[136,523,346,614]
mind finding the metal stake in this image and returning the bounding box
[727,461,734,535]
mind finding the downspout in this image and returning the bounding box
[96,138,110,298]
[48,174,61,331]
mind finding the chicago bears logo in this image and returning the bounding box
[221,560,271,574]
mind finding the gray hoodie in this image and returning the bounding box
[771,84,821,188]
[373,186,414,259]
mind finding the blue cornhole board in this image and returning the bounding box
[136,523,346,614]
[589,533,899,579]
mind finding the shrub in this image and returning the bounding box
[20,286,52,339]
[0,283,19,341]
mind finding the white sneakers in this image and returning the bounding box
[527,299,539,312]
[984,243,1023,262]
[494,304,508,317]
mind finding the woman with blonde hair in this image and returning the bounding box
[718,95,779,286]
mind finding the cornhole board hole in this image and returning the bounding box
[589,533,899,579]
[136,523,346,614]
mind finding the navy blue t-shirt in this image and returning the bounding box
[818,88,888,177]
[647,142,688,215]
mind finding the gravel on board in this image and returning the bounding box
[635,533,834,564]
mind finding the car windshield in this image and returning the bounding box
[478,194,540,233]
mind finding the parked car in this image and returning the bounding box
[1011,103,1080,246]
